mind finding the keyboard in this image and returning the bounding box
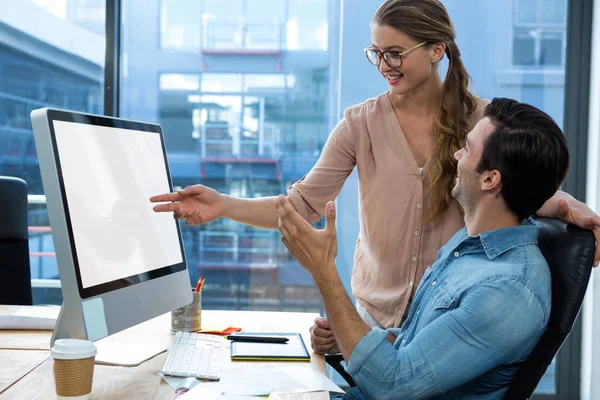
[161,331,223,380]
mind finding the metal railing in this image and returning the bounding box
[200,122,280,158]
[196,230,284,266]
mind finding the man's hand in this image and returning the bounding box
[277,195,370,360]
[310,317,340,354]
[557,199,600,267]
[275,195,338,278]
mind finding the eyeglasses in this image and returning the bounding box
[364,42,428,68]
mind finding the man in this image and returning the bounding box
[275,98,570,399]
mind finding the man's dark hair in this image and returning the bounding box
[477,98,570,220]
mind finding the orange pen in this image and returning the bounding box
[194,276,205,292]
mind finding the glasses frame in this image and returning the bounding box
[364,42,428,68]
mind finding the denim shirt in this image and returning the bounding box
[345,219,551,400]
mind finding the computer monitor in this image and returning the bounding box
[31,108,192,345]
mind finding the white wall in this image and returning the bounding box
[581,0,600,398]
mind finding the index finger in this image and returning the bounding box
[150,192,180,203]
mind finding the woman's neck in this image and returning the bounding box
[388,74,444,116]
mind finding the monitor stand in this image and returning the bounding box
[52,301,169,366]
[51,301,89,345]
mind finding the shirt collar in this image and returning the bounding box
[475,218,540,260]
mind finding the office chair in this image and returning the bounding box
[326,218,595,400]
[0,176,33,305]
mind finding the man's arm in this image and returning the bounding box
[273,196,374,358]
[312,267,397,359]
[343,279,546,400]
[312,269,370,359]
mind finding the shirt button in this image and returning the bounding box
[417,203,422,209]
[412,256,417,262]
[454,251,460,258]
[432,281,437,286]
[416,308,421,313]
[409,281,414,287]
[415,230,420,236]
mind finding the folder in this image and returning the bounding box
[230,332,311,361]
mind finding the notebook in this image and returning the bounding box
[0,305,59,330]
[230,332,311,361]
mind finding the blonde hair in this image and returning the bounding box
[374,0,477,221]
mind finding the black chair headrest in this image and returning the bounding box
[504,217,594,399]
[0,176,28,240]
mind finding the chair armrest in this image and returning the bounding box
[325,353,357,387]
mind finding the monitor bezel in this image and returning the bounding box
[46,109,187,299]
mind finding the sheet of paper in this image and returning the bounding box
[0,306,59,330]
[13,306,60,319]
[185,381,272,397]
[277,365,344,394]
[269,392,330,400]
[181,364,342,399]
[180,386,222,400]
[157,372,201,392]
[180,366,287,398]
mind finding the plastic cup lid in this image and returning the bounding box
[51,339,97,360]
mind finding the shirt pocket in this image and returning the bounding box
[432,282,458,311]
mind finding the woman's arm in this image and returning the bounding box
[151,184,281,228]
[221,195,280,229]
[152,114,358,228]
[537,190,600,266]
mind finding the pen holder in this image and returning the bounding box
[171,290,202,332]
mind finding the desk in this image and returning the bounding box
[0,308,330,399]
[0,349,49,393]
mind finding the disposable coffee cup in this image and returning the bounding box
[51,339,97,400]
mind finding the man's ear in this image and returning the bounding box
[481,169,502,194]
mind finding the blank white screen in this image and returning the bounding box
[53,120,183,289]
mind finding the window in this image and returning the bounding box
[513,0,568,66]
[288,0,328,50]
[0,0,105,304]
[160,0,202,51]
[201,0,285,50]
[159,0,327,52]
[122,0,330,313]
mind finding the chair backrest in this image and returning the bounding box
[0,176,32,305]
[504,217,594,399]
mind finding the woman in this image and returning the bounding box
[151,0,600,354]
